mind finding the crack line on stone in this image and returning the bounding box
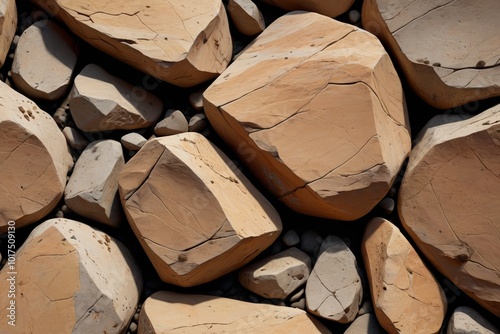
[74,294,104,326]
[358,81,405,128]
[124,148,165,201]
[471,149,500,180]
[391,0,457,34]
[429,181,463,245]
[383,0,418,21]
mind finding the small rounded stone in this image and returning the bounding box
[349,10,361,24]
[282,229,300,247]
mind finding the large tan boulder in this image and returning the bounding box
[398,105,500,316]
[32,0,232,87]
[0,81,72,233]
[203,11,411,221]
[138,291,331,334]
[0,0,16,67]
[362,0,500,109]
[362,217,447,334]
[118,132,282,287]
[260,0,354,18]
[11,20,78,101]
[0,218,142,334]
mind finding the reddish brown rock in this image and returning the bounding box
[398,106,500,316]
[362,217,447,334]
[203,11,411,221]
[32,0,232,87]
[138,291,331,334]
[0,218,142,334]
[362,0,500,109]
[0,0,16,67]
[118,132,282,287]
[260,0,354,18]
[0,81,72,233]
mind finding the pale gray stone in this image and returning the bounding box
[282,229,300,247]
[154,109,188,136]
[121,132,147,151]
[344,313,384,334]
[447,306,499,334]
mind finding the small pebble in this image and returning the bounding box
[62,126,89,151]
[379,197,395,214]
[53,108,68,127]
[188,113,207,132]
[282,229,300,247]
[300,230,323,258]
[189,91,204,111]
[129,322,137,333]
[154,109,188,136]
[358,300,374,316]
[388,186,397,198]
[289,288,304,303]
[348,10,361,24]
[133,313,139,322]
[13,35,20,45]
[55,210,64,218]
[121,132,147,151]
[290,298,306,310]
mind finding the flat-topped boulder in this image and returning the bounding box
[362,0,500,108]
[118,132,282,287]
[398,105,500,316]
[139,291,331,333]
[32,0,232,87]
[0,0,16,67]
[0,81,72,233]
[0,218,142,334]
[204,11,411,221]
[260,0,354,18]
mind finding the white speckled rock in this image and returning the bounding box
[447,306,499,334]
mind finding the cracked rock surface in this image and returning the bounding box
[204,11,411,221]
[305,235,363,323]
[0,81,72,233]
[260,0,354,18]
[118,132,282,287]
[0,0,16,67]
[0,218,142,334]
[138,291,331,333]
[399,105,500,316]
[362,217,447,334]
[362,0,500,108]
[32,0,232,87]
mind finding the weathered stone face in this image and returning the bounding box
[31,0,232,87]
[0,0,17,67]
[0,81,73,232]
[118,132,282,287]
[0,218,142,334]
[204,11,411,221]
[259,0,354,18]
[362,0,500,108]
[399,105,500,316]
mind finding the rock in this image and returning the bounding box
[118,132,282,287]
[0,218,142,334]
[138,291,331,333]
[398,106,500,316]
[203,11,411,221]
[188,91,204,111]
[362,217,447,334]
[378,197,394,214]
[121,132,147,151]
[32,0,232,87]
[228,0,265,36]
[300,230,323,258]
[447,306,499,334]
[70,64,163,132]
[305,235,362,323]
[11,20,78,101]
[188,113,207,133]
[0,81,72,233]
[291,298,306,310]
[259,0,354,18]
[282,229,300,247]
[53,107,68,127]
[349,10,361,25]
[238,247,311,299]
[358,300,374,316]
[0,0,16,67]
[65,140,124,227]
[344,313,385,334]
[362,0,500,108]
[62,126,89,151]
[154,109,188,136]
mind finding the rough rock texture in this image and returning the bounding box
[0,81,72,233]
[70,64,163,132]
[153,109,188,136]
[118,132,282,287]
[398,106,500,316]
[138,291,331,333]
[306,235,362,323]
[260,0,354,18]
[447,306,499,334]
[362,0,500,109]
[228,0,265,36]
[204,11,411,221]
[32,0,232,87]
[11,20,78,101]
[238,247,311,299]
[362,217,447,334]
[65,140,125,227]
[0,218,142,334]
[344,313,385,334]
[0,0,16,67]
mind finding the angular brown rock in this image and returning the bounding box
[0,81,72,233]
[118,132,282,287]
[138,291,331,333]
[0,218,142,334]
[362,217,447,334]
[0,0,16,67]
[32,0,232,87]
[260,0,354,18]
[398,105,500,316]
[362,0,500,109]
[204,11,411,221]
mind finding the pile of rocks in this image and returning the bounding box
[0,0,499,333]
